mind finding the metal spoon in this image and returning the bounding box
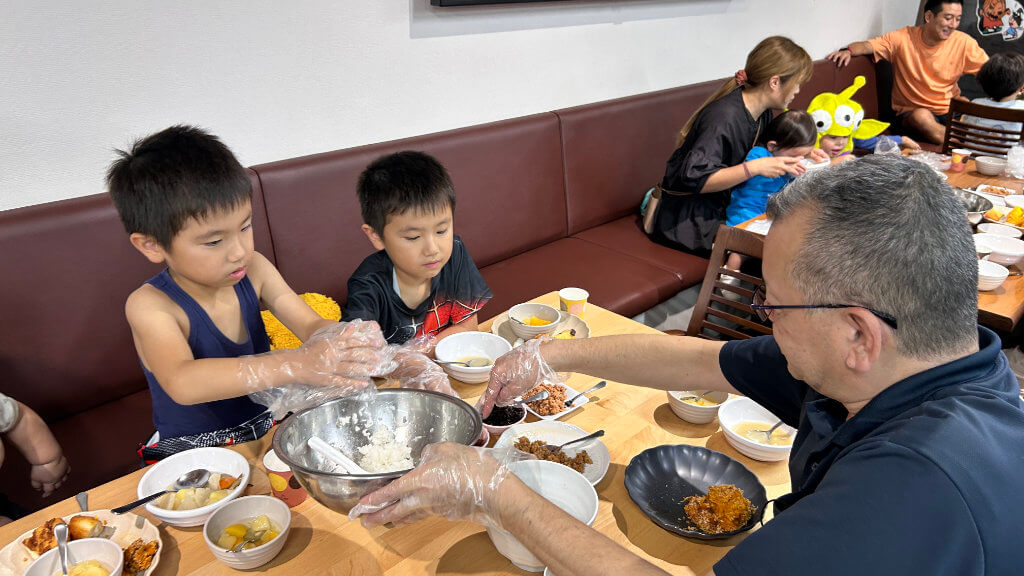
[54,523,69,576]
[751,420,785,442]
[677,390,716,403]
[508,389,550,407]
[230,529,267,553]
[111,468,211,514]
[436,358,491,368]
[543,429,605,452]
[565,381,607,406]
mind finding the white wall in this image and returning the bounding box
[0,0,919,211]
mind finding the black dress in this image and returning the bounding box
[653,88,771,256]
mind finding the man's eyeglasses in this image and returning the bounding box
[750,284,898,330]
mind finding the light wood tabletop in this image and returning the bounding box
[738,158,1024,333]
[0,293,792,575]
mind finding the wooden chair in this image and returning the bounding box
[684,224,772,340]
[941,99,1024,157]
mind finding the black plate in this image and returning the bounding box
[624,444,767,540]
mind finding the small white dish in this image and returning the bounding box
[494,420,610,486]
[717,397,796,462]
[1003,195,1024,210]
[977,184,1019,198]
[666,390,730,424]
[24,539,124,576]
[138,447,250,527]
[433,331,511,384]
[522,384,588,421]
[974,233,1024,266]
[203,495,291,570]
[507,303,566,340]
[975,156,1008,176]
[977,222,1023,239]
[978,259,1010,292]
[744,219,773,235]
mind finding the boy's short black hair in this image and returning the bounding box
[924,0,962,15]
[357,151,456,233]
[762,110,818,149]
[107,125,252,248]
[977,52,1024,101]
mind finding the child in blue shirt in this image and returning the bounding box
[108,125,386,447]
[726,110,817,227]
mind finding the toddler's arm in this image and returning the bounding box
[1,400,69,497]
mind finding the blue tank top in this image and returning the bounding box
[142,269,269,438]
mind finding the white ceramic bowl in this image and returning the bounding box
[978,259,1010,291]
[139,447,250,527]
[493,420,611,485]
[977,222,1023,239]
[666,390,730,424]
[507,303,563,340]
[434,331,512,384]
[487,461,598,572]
[717,397,796,462]
[25,538,124,576]
[203,495,291,570]
[974,233,1024,266]
[975,234,994,258]
[1004,195,1024,210]
[975,156,1007,176]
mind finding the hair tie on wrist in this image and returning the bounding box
[735,69,748,87]
[743,162,752,179]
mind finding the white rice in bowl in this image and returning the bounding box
[357,426,414,473]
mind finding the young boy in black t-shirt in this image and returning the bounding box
[344,151,492,349]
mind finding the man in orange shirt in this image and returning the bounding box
[827,0,988,145]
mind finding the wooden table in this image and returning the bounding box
[0,293,791,575]
[739,158,1024,333]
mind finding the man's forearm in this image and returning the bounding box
[494,477,671,576]
[847,41,874,58]
[540,334,733,393]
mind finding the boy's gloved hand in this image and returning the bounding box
[476,339,561,419]
[349,442,526,528]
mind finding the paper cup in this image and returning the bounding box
[558,287,589,318]
[951,148,972,173]
[263,449,307,507]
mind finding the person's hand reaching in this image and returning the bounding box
[476,339,560,419]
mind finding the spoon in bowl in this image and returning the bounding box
[308,436,369,475]
[54,523,69,576]
[751,420,785,443]
[111,468,211,514]
[542,429,605,452]
[435,358,492,368]
[508,390,550,407]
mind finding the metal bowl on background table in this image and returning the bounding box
[952,188,994,225]
[272,389,482,515]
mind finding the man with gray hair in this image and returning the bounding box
[354,156,1024,575]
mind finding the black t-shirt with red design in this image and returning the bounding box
[342,236,492,344]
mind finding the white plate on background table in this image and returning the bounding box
[521,383,589,421]
[494,420,610,486]
[0,509,162,576]
[490,311,590,347]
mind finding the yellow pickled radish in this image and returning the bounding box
[225,523,249,539]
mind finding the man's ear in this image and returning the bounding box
[129,233,167,264]
[842,309,884,373]
[361,224,386,251]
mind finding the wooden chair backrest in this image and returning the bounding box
[941,99,1024,157]
[685,224,772,340]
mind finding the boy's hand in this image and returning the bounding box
[294,320,391,387]
[31,454,69,497]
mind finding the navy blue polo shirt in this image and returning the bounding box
[714,327,1024,576]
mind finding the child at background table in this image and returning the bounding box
[344,151,492,349]
[0,392,69,524]
[960,51,1024,136]
[107,125,385,449]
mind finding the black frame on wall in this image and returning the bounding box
[431,0,570,5]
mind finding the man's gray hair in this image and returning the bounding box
[766,155,977,360]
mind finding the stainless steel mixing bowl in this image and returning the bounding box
[272,389,482,514]
[952,187,994,225]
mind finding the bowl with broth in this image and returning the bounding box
[434,331,511,384]
[717,397,796,462]
[666,390,729,424]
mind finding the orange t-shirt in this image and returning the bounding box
[868,26,988,115]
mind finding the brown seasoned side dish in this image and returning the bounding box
[123,538,159,575]
[514,436,592,473]
[682,484,754,534]
[524,383,567,415]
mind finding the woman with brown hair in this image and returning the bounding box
[652,36,825,255]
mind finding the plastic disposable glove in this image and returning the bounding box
[245,320,394,418]
[477,338,561,419]
[388,348,458,398]
[349,442,528,528]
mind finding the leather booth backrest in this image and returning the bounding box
[251,113,566,304]
[836,55,882,122]
[0,170,274,422]
[557,79,721,236]
[789,60,839,112]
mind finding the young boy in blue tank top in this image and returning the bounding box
[107,125,387,443]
